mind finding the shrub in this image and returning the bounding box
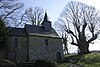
[17,62,35,67]
[0,59,17,67]
[34,60,58,67]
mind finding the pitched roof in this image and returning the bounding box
[25,24,45,33]
[8,27,27,36]
[41,20,52,25]
[8,24,59,38]
[25,24,59,37]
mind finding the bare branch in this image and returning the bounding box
[56,1,100,54]
[0,0,24,27]
[24,6,44,26]
[2,3,23,20]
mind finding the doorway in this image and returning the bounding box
[56,52,61,62]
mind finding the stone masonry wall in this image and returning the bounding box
[7,36,28,62]
[28,36,64,61]
[16,36,28,62]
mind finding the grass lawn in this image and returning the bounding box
[1,52,100,67]
[58,52,100,67]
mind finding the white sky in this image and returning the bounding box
[19,0,100,52]
[19,0,100,22]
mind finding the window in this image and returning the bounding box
[45,39,48,46]
[13,38,18,48]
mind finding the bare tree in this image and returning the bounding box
[54,20,69,55]
[62,33,69,55]
[58,1,100,54]
[0,0,24,27]
[23,6,44,26]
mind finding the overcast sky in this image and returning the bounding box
[18,0,100,52]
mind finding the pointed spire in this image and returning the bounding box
[43,11,48,21]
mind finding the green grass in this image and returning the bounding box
[1,52,99,67]
[59,52,100,67]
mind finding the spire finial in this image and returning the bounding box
[43,10,48,21]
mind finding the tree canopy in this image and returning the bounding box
[0,0,23,49]
[57,1,100,54]
[0,19,8,49]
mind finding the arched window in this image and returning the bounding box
[44,39,48,46]
[13,38,18,48]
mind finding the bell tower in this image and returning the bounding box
[41,12,52,31]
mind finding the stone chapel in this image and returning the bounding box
[7,12,64,62]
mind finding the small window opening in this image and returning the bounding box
[45,39,48,46]
[13,38,18,48]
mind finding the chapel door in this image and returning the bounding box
[56,52,61,62]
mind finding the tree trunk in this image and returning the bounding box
[78,43,90,54]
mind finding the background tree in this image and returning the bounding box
[0,0,23,49]
[0,19,8,49]
[0,0,23,27]
[62,33,69,55]
[23,6,44,26]
[54,20,69,55]
[57,1,100,54]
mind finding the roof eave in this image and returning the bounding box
[28,33,61,39]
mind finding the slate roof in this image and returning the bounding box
[8,24,59,38]
[41,21,52,25]
[8,27,27,36]
[25,24,59,37]
[25,24,45,33]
